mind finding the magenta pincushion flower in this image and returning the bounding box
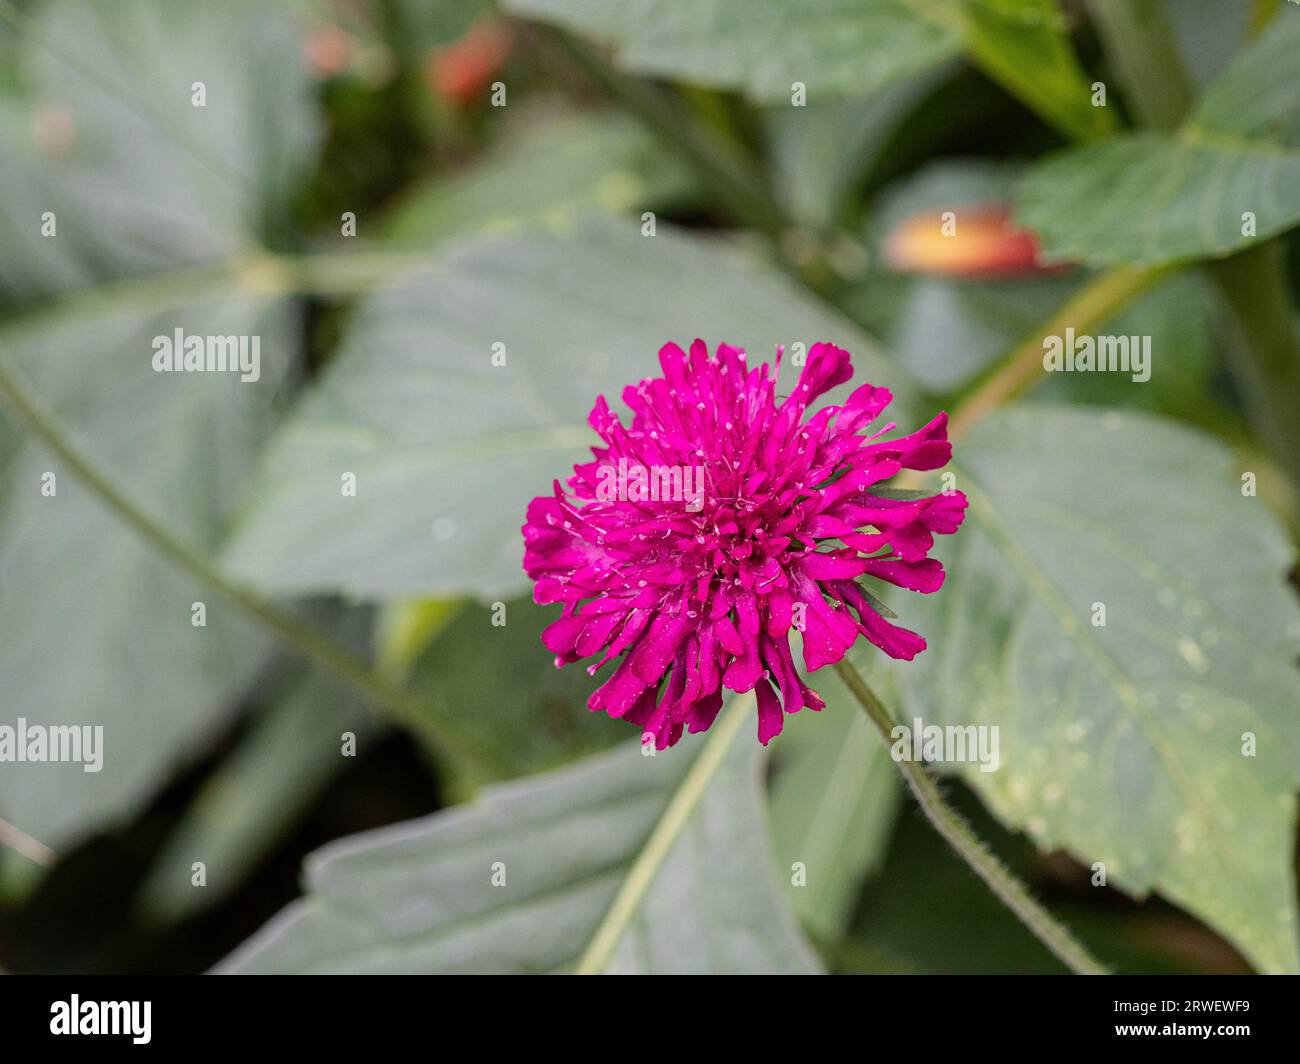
[522,340,968,749]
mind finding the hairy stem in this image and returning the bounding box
[0,354,506,778]
[575,694,751,974]
[833,659,1108,975]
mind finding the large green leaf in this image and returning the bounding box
[503,0,965,101]
[0,0,320,848]
[0,0,320,301]
[383,109,693,244]
[217,729,821,974]
[505,0,1104,139]
[1017,14,1300,266]
[901,404,1300,973]
[220,215,911,599]
[0,297,295,848]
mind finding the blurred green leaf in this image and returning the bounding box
[507,0,1103,140]
[217,733,821,974]
[870,156,1023,235]
[1018,15,1300,266]
[1157,0,1248,89]
[1190,16,1300,144]
[220,215,911,599]
[0,298,295,850]
[959,0,1114,142]
[388,0,496,52]
[383,108,693,243]
[401,598,620,791]
[0,0,321,301]
[902,404,1300,973]
[0,847,45,908]
[0,0,320,851]
[1019,136,1300,267]
[374,598,464,681]
[504,0,965,101]
[887,273,1076,389]
[766,70,946,228]
[137,667,375,923]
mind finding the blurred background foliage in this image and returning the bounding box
[0,0,1297,974]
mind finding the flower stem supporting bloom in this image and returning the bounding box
[574,693,753,975]
[832,658,1109,976]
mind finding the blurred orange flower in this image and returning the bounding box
[883,203,1057,277]
[303,25,354,78]
[426,18,515,108]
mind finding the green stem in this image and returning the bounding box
[832,659,1108,975]
[0,354,507,778]
[948,264,1166,440]
[574,694,751,974]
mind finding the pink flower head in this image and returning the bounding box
[522,340,967,749]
